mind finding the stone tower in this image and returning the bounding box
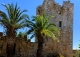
[36,0,74,57]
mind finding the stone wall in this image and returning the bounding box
[36,0,74,57]
[0,32,7,57]
[0,0,74,57]
[0,31,73,57]
[0,32,38,57]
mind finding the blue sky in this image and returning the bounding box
[0,0,79,49]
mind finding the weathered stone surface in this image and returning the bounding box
[36,0,74,57]
[0,0,74,57]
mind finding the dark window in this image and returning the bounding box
[59,21,62,27]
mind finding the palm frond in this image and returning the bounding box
[0,3,29,37]
[26,12,60,43]
[48,25,60,36]
[30,34,35,40]
[0,11,9,26]
[27,28,34,35]
[41,29,55,38]
[41,29,59,42]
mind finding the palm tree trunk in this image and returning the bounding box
[36,33,44,57]
[7,28,16,38]
[37,42,43,57]
[6,29,16,57]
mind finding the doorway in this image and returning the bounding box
[7,43,16,57]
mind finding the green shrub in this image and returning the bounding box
[59,53,64,57]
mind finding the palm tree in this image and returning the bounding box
[27,13,60,57]
[0,3,29,38]
[0,3,29,57]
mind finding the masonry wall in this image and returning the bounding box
[36,0,74,57]
[0,0,74,57]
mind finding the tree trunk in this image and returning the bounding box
[6,28,16,57]
[37,43,43,57]
[7,38,15,57]
[7,28,16,38]
[36,33,44,57]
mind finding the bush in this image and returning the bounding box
[59,53,64,57]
